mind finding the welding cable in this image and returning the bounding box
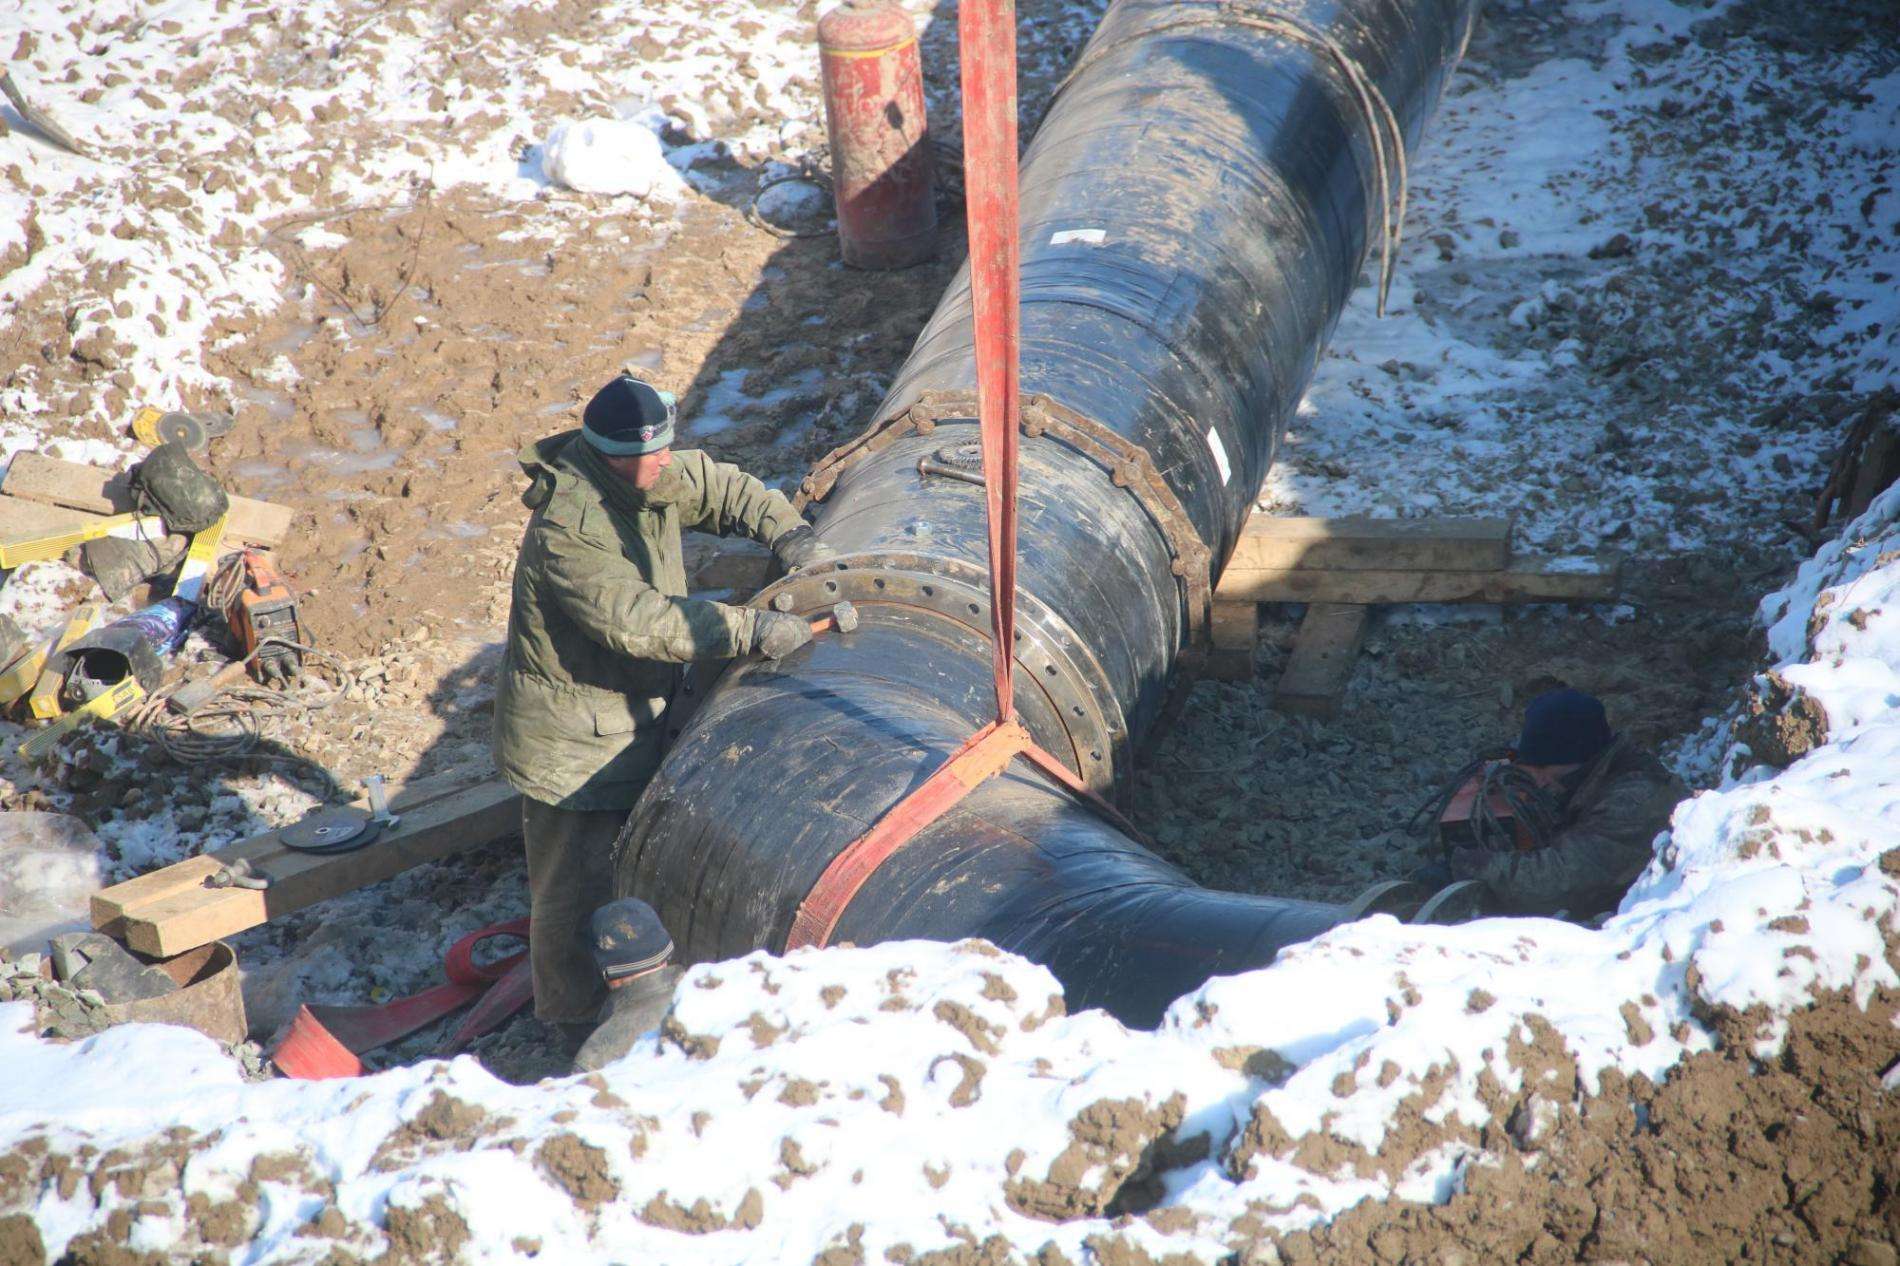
[201,549,250,617]
[1407,748,1565,857]
[122,639,353,799]
[747,172,836,239]
[1043,1,1412,315]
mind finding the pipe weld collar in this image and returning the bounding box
[752,550,1128,794]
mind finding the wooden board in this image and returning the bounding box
[1274,603,1369,719]
[0,495,100,544]
[93,777,522,957]
[1206,600,1259,681]
[1227,516,1511,573]
[2,452,293,547]
[1215,556,1621,606]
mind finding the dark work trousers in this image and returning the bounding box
[521,798,630,1024]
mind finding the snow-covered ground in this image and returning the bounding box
[3,480,1896,1262]
[0,0,857,455]
[2,0,1898,1259]
[1269,0,1900,557]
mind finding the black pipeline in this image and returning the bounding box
[615,0,1480,1026]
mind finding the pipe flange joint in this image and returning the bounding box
[750,550,1127,793]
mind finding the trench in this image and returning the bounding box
[160,0,1858,1084]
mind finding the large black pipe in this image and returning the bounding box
[615,0,1479,1026]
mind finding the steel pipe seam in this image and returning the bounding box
[615,0,1479,1022]
[747,550,1129,789]
[809,423,1182,734]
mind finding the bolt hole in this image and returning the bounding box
[967,602,980,615]
[922,585,935,597]
[1044,664,1057,676]
[1090,750,1103,761]
[873,578,886,590]
[1071,705,1084,717]
[824,579,838,593]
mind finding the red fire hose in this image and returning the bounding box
[270,918,533,1079]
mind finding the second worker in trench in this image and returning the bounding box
[492,373,835,1052]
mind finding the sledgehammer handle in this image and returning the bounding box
[808,600,859,636]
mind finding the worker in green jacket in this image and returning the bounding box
[493,373,834,1045]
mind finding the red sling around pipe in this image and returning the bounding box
[783,0,1121,952]
[960,0,1022,722]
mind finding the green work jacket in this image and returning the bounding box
[492,432,802,809]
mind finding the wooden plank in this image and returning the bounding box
[1274,603,1369,719]
[107,779,522,957]
[91,769,489,938]
[1228,515,1512,573]
[91,857,224,941]
[1206,600,1258,681]
[2,452,293,547]
[0,512,164,569]
[1215,556,1622,606]
[0,495,101,543]
[1,452,131,514]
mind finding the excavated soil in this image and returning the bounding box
[3,0,1895,1259]
[1265,987,1900,1266]
[201,175,959,659]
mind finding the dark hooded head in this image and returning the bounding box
[1516,688,1613,766]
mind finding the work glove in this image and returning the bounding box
[751,609,813,659]
[772,524,837,573]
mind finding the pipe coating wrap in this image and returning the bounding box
[615,0,1479,1026]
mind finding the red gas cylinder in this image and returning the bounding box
[817,0,937,269]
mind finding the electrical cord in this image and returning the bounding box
[123,638,354,800]
[1408,748,1566,857]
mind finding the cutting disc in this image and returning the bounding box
[131,409,234,452]
[280,806,381,854]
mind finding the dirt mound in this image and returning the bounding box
[1268,988,1900,1264]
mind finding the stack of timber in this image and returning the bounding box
[1210,515,1621,717]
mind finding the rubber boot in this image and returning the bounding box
[571,964,682,1073]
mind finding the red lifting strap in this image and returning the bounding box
[785,0,1149,952]
[963,0,1023,721]
[271,918,534,1079]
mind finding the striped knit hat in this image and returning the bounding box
[582,374,676,456]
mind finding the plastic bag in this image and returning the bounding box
[0,812,105,957]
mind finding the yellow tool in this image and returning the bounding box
[18,676,145,763]
[25,658,69,721]
[130,406,231,451]
[170,515,228,608]
[129,406,166,447]
[0,513,166,569]
[0,605,102,708]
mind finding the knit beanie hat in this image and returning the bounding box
[1515,688,1614,766]
[582,374,676,456]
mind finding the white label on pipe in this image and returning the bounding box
[1205,425,1233,485]
[1050,228,1106,245]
